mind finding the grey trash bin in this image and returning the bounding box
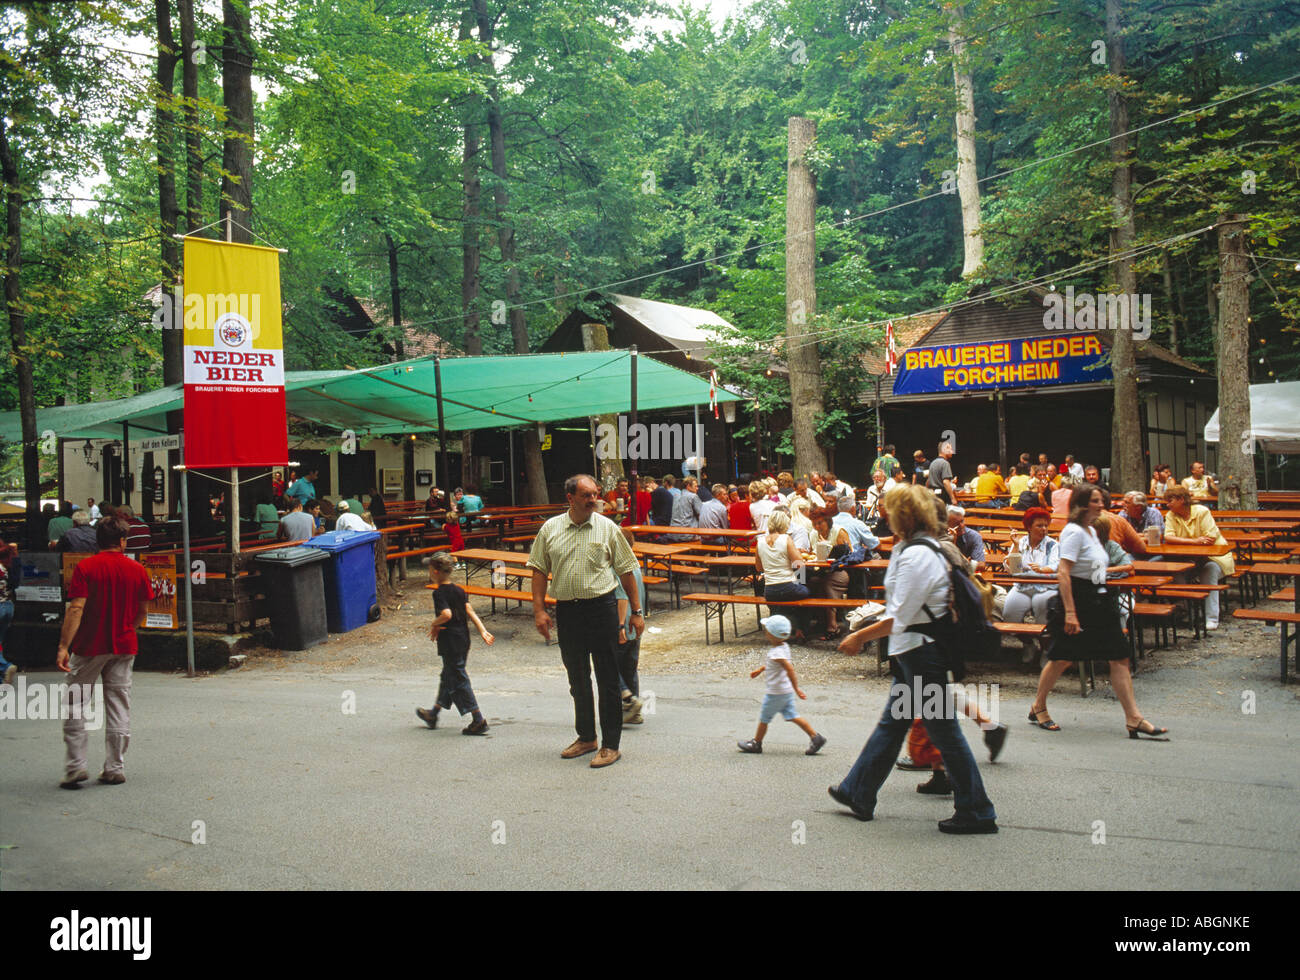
[254,546,329,650]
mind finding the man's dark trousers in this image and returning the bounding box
[556,592,622,750]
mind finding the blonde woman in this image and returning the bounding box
[829,484,998,833]
[755,509,812,641]
[787,495,815,552]
[748,480,775,532]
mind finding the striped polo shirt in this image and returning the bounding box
[526,510,639,601]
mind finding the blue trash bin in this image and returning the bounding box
[307,529,381,633]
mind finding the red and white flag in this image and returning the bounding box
[709,370,719,419]
[885,321,898,376]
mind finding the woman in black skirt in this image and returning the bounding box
[1028,485,1169,739]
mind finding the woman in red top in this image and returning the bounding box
[727,485,753,530]
[634,477,655,525]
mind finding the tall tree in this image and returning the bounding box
[1106,0,1144,492]
[220,0,253,245]
[156,0,182,390]
[946,2,983,277]
[473,0,546,502]
[785,116,828,476]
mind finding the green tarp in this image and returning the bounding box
[0,351,739,442]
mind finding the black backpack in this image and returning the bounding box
[1014,489,1039,510]
[900,538,1000,681]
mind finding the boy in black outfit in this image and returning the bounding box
[416,552,494,735]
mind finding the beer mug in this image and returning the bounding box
[1004,552,1023,574]
[1145,525,1161,546]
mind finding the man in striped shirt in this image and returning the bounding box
[117,505,152,553]
[528,474,643,770]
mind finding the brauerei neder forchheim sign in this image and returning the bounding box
[892,335,1112,396]
[182,237,288,467]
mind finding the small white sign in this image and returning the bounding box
[137,435,182,452]
[16,585,62,602]
[145,613,174,629]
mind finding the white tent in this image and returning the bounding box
[1204,380,1300,453]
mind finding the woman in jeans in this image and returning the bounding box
[0,543,19,685]
[827,484,997,833]
[1029,485,1168,738]
[755,510,812,642]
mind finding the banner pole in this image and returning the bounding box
[629,346,638,524]
[180,456,196,678]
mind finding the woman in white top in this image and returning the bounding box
[748,480,775,532]
[786,495,815,552]
[755,510,813,640]
[1029,486,1168,739]
[1003,507,1059,625]
[828,485,997,833]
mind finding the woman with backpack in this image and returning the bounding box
[1028,485,1168,739]
[827,484,998,834]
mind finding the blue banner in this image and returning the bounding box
[892,336,1112,396]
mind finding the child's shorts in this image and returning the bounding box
[759,692,800,723]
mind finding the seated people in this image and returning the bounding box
[1181,461,1218,499]
[809,507,850,638]
[1003,507,1059,627]
[974,463,1009,505]
[1149,463,1177,499]
[665,476,703,541]
[335,500,375,531]
[277,496,318,541]
[727,485,753,530]
[1051,475,1075,516]
[1117,491,1163,538]
[699,483,731,542]
[945,505,984,572]
[1005,464,1031,502]
[748,480,775,532]
[755,510,813,641]
[1162,485,1233,630]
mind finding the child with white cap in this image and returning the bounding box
[738,614,826,755]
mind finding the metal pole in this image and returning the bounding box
[693,403,701,484]
[434,357,451,494]
[180,461,196,678]
[875,374,884,457]
[224,214,240,555]
[121,422,130,508]
[629,346,638,523]
[509,429,516,505]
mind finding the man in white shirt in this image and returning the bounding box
[794,478,825,509]
[1064,454,1085,482]
[334,501,374,532]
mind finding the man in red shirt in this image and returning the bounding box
[56,517,155,789]
[118,503,152,552]
[634,476,655,526]
[727,485,754,530]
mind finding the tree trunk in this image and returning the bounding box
[156,0,182,391]
[459,5,483,358]
[1161,251,1180,355]
[0,120,42,547]
[947,3,984,277]
[180,0,202,233]
[581,322,625,487]
[384,231,405,360]
[1106,0,1144,493]
[220,0,253,246]
[785,116,829,478]
[474,0,547,502]
[1215,214,1257,510]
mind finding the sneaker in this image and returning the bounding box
[737,739,763,754]
[895,755,928,771]
[97,771,125,785]
[938,813,998,835]
[917,770,953,795]
[59,768,88,790]
[983,723,1009,762]
[415,707,438,729]
[805,733,827,755]
[462,718,489,736]
[2,664,15,686]
[1205,619,1219,630]
[624,710,644,725]
[826,785,872,821]
[590,747,621,768]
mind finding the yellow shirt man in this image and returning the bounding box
[974,471,1009,503]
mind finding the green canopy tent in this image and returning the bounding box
[1,349,740,496]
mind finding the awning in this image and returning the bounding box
[0,351,739,443]
[1205,380,1300,453]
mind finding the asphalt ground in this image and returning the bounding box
[3,600,1297,891]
